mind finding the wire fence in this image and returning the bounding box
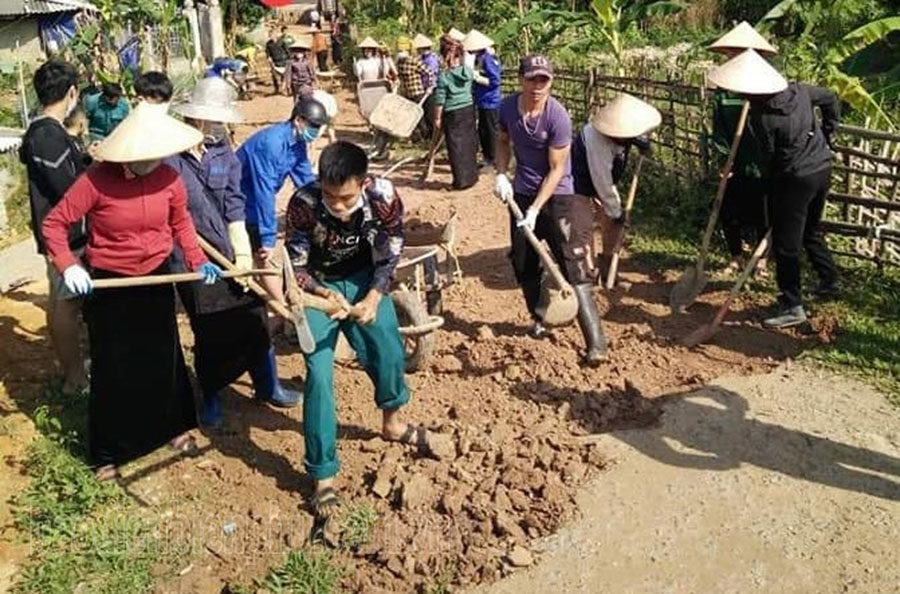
[501,65,900,267]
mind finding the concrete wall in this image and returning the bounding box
[0,19,43,66]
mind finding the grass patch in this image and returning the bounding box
[340,503,378,551]
[257,548,345,594]
[11,394,169,594]
[803,261,900,403]
[631,169,900,403]
[0,151,31,250]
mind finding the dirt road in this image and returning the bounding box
[469,367,900,594]
[1,80,898,593]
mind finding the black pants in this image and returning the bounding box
[413,93,435,143]
[510,193,596,320]
[721,175,768,257]
[770,167,838,308]
[477,107,499,164]
[316,51,329,71]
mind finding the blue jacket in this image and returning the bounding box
[473,51,502,110]
[164,141,245,264]
[237,122,316,248]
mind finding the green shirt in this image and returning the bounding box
[84,93,131,141]
[434,65,474,113]
[711,90,767,179]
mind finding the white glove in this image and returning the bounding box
[63,265,93,295]
[493,173,513,203]
[371,177,394,200]
[517,206,539,232]
[227,221,253,271]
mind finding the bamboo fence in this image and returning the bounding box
[501,64,900,267]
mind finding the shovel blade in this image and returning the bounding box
[290,309,316,354]
[681,323,718,348]
[669,266,708,313]
[541,287,579,326]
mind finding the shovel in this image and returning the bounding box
[91,269,278,289]
[681,229,771,348]
[605,155,644,290]
[505,199,578,327]
[669,100,750,313]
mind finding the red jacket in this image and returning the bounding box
[43,162,208,276]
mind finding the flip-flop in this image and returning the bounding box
[309,487,342,547]
[94,464,120,482]
[169,434,200,456]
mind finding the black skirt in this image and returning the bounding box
[177,280,270,394]
[85,264,196,467]
[443,104,479,190]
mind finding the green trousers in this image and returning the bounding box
[302,270,409,480]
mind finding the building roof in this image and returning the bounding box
[0,128,24,154]
[0,0,96,17]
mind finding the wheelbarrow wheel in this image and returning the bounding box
[391,290,434,373]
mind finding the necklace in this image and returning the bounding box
[519,95,545,137]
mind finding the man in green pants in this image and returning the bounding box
[285,141,430,525]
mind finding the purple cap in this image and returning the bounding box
[519,54,554,79]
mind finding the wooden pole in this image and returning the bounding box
[92,269,278,289]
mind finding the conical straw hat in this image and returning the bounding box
[358,36,379,49]
[171,77,244,124]
[591,93,662,138]
[709,21,777,55]
[447,27,465,42]
[412,33,433,49]
[708,48,787,95]
[462,29,494,52]
[94,101,203,162]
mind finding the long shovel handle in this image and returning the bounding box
[696,100,750,274]
[506,198,571,292]
[421,130,444,181]
[605,155,645,290]
[92,269,278,289]
[197,235,355,318]
[197,235,295,322]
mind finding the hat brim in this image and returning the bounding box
[523,69,553,80]
[171,101,245,124]
[708,48,788,95]
[93,103,203,162]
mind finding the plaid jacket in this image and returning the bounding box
[397,57,432,99]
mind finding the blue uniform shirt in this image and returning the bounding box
[474,51,502,110]
[84,92,131,141]
[236,121,316,249]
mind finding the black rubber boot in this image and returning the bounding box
[574,283,608,366]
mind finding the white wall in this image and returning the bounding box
[0,19,43,66]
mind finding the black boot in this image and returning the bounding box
[574,283,608,366]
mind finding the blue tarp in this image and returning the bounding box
[38,12,77,53]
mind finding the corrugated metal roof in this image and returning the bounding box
[0,0,96,17]
[0,128,24,154]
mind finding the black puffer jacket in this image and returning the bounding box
[751,83,840,178]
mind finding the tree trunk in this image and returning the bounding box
[518,0,530,54]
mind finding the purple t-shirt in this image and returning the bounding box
[498,93,574,196]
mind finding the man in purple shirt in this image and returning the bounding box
[494,55,607,365]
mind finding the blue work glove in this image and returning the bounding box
[197,262,224,285]
[517,206,539,233]
[62,265,93,295]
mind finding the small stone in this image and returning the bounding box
[476,325,496,341]
[372,476,392,499]
[427,432,457,461]
[505,364,522,381]
[494,511,526,541]
[507,545,533,567]
[401,475,433,510]
[361,437,386,453]
[508,489,531,510]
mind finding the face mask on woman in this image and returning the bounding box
[127,159,162,176]
[298,125,321,144]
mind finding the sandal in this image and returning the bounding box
[94,464,120,482]
[309,487,342,547]
[169,433,199,456]
[754,260,770,280]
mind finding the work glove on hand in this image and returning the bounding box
[227,221,253,270]
[493,173,513,203]
[632,135,652,156]
[62,265,93,295]
[197,262,224,285]
[517,206,539,233]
